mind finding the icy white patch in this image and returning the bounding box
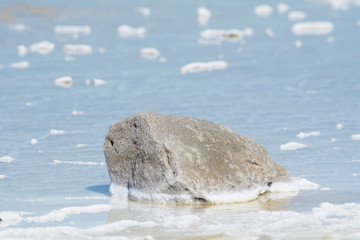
[0,175,6,179]
[292,22,334,35]
[254,5,273,17]
[315,0,359,10]
[64,44,92,55]
[288,11,307,21]
[266,28,275,37]
[30,138,38,145]
[200,29,247,42]
[280,142,308,150]
[93,79,106,86]
[75,144,87,147]
[0,156,14,163]
[54,76,73,88]
[321,187,331,191]
[331,138,336,142]
[296,131,320,139]
[278,3,290,14]
[243,27,254,37]
[197,6,211,24]
[336,123,343,129]
[30,41,55,55]
[109,184,129,198]
[10,61,29,69]
[25,204,111,223]
[295,40,302,48]
[53,160,105,166]
[0,211,29,227]
[353,173,359,177]
[181,61,228,74]
[141,48,160,59]
[8,24,26,31]
[270,177,319,193]
[138,7,151,16]
[50,129,65,135]
[54,25,91,35]
[118,25,146,37]
[72,110,83,115]
[17,45,27,56]
[351,134,360,140]
[65,196,108,200]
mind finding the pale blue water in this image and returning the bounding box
[1,0,360,239]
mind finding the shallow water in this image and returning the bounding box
[1,0,360,239]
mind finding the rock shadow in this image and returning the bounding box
[86,184,110,196]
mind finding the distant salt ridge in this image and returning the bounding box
[281,142,308,150]
[292,22,334,35]
[181,61,227,74]
[53,160,105,166]
[64,44,92,55]
[296,131,320,139]
[0,156,14,163]
[54,25,91,35]
[118,25,146,37]
[30,41,55,55]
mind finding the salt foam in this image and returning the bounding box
[292,21,334,35]
[181,61,227,74]
[54,25,91,35]
[30,41,55,55]
[63,44,92,55]
[280,142,308,150]
[254,5,273,17]
[0,156,14,163]
[54,76,73,88]
[118,25,146,37]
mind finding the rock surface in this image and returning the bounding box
[104,112,290,203]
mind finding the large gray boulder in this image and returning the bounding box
[104,111,290,203]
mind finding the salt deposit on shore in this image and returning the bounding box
[10,61,29,69]
[254,5,273,17]
[63,44,92,55]
[118,25,146,37]
[54,76,73,88]
[281,142,308,150]
[181,61,227,74]
[30,41,54,55]
[288,11,307,21]
[54,25,91,35]
[140,48,160,59]
[292,22,334,35]
[0,156,14,163]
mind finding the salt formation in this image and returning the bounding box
[141,48,160,59]
[54,76,73,88]
[118,25,146,37]
[288,11,307,21]
[281,142,308,150]
[197,6,211,24]
[63,44,92,55]
[181,61,227,74]
[254,5,273,17]
[30,41,55,55]
[54,25,91,35]
[104,112,290,203]
[138,7,151,16]
[278,3,290,14]
[17,45,27,56]
[10,61,29,69]
[292,22,334,35]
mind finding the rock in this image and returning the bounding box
[104,112,290,203]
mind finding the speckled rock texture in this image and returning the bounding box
[104,111,290,203]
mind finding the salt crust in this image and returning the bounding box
[0,156,14,163]
[254,5,273,17]
[54,76,73,88]
[280,142,308,150]
[109,177,319,204]
[30,41,54,54]
[63,44,92,55]
[53,160,105,166]
[54,25,91,35]
[181,61,227,74]
[118,25,146,37]
[292,21,334,35]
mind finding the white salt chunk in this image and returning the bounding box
[331,138,336,142]
[278,3,290,14]
[0,156,14,163]
[53,160,105,166]
[30,41,54,55]
[288,11,307,21]
[0,175,6,179]
[181,61,227,74]
[54,25,91,35]
[17,45,27,56]
[292,22,334,35]
[296,131,320,139]
[254,5,273,17]
[10,61,29,69]
[30,139,38,145]
[280,142,308,150]
[296,40,302,48]
[351,134,360,140]
[72,110,83,115]
[63,44,92,55]
[50,129,65,135]
[336,123,343,129]
[138,7,151,16]
[93,79,106,86]
[197,6,211,24]
[141,48,160,59]
[266,28,275,37]
[118,25,146,37]
[54,76,73,88]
